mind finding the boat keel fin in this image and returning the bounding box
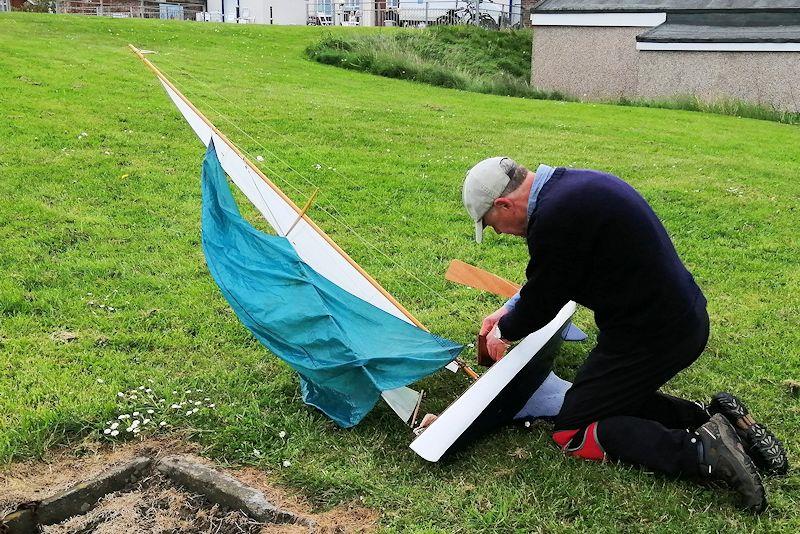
[381,387,424,427]
[561,322,587,342]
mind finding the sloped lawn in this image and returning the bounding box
[1,13,798,531]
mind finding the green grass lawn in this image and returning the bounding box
[1,12,798,531]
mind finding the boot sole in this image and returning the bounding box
[711,392,755,429]
[747,424,790,477]
[712,392,789,476]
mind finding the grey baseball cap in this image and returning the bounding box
[462,156,516,243]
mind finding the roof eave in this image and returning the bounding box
[637,37,800,43]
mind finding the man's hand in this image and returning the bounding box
[486,326,511,361]
[413,413,438,436]
[480,305,510,336]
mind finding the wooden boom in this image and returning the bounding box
[445,260,520,298]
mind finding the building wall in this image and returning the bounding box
[250,0,307,24]
[206,0,306,24]
[532,26,646,100]
[532,26,800,112]
[636,51,800,113]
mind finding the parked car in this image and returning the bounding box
[307,11,333,25]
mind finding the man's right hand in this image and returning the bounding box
[480,305,510,336]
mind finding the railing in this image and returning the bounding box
[54,1,204,20]
[306,2,524,30]
[37,0,524,28]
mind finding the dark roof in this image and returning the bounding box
[533,1,800,13]
[638,23,800,42]
[637,12,800,42]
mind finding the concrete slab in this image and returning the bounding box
[156,455,313,528]
[1,456,151,533]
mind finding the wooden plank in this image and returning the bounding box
[445,260,520,299]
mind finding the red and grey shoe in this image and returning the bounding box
[708,392,789,477]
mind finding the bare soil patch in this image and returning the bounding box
[1,438,377,533]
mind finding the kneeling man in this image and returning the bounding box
[462,157,787,513]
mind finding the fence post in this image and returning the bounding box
[425,1,428,25]
[474,0,480,27]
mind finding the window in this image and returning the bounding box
[159,3,184,19]
[314,1,333,16]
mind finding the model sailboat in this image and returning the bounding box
[129,45,474,428]
[130,45,585,459]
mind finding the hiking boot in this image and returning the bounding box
[708,392,789,476]
[697,414,767,514]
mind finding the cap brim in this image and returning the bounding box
[474,219,484,243]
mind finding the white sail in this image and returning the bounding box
[381,386,424,426]
[133,54,462,423]
[158,78,414,324]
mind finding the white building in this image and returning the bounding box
[204,0,307,24]
[530,0,800,112]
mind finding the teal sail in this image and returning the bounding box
[201,142,463,427]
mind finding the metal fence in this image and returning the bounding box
[54,1,204,20]
[32,0,524,28]
[0,0,9,13]
[307,1,524,30]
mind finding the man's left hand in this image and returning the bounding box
[486,326,511,361]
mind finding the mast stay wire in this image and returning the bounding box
[202,98,473,325]
[157,62,492,329]
[170,64,461,260]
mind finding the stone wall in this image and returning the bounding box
[521,0,536,28]
[531,26,800,113]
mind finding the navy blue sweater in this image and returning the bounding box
[497,168,706,351]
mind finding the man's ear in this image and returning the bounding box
[493,197,512,210]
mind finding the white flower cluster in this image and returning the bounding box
[102,383,218,440]
[87,301,116,312]
[83,291,117,312]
